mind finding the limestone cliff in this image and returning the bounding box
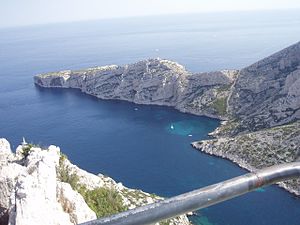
[0,138,191,225]
[34,58,238,119]
[192,42,300,195]
[228,41,300,132]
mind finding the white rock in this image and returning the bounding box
[5,144,99,225]
[0,138,11,155]
[15,145,25,160]
[8,147,73,225]
[0,162,24,224]
[116,182,124,191]
[64,160,105,190]
[56,182,97,224]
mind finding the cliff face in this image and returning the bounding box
[229,42,300,132]
[192,42,300,195]
[0,140,92,225]
[34,58,238,119]
[0,139,190,225]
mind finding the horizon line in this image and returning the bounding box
[1,7,300,30]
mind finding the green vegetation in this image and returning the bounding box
[57,158,79,190]
[160,219,171,225]
[150,193,159,198]
[21,143,39,158]
[79,186,126,218]
[211,97,227,116]
[57,153,127,218]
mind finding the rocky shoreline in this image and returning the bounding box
[191,141,300,196]
[192,120,300,196]
[192,141,299,195]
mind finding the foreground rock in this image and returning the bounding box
[34,58,238,119]
[0,139,191,225]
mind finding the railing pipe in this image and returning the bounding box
[79,162,300,225]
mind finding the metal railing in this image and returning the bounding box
[79,162,300,225]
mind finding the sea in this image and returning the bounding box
[1,9,300,225]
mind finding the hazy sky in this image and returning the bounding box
[1,0,300,28]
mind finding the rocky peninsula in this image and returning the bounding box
[0,138,190,225]
[34,59,238,120]
[34,41,300,196]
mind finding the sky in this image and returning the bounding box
[1,0,300,28]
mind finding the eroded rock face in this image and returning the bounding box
[34,58,238,119]
[0,139,191,225]
[0,163,23,225]
[56,182,96,224]
[0,139,11,156]
[229,41,300,131]
[0,139,19,225]
[0,141,96,225]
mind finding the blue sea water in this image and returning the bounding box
[1,10,300,225]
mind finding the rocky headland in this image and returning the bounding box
[0,138,190,225]
[34,58,238,120]
[34,41,300,196]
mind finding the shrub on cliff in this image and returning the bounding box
[21,143,40,158]
[57,152,127,218]
[211,97,227,116]
[57,153,79,190]
[78,186,127,218]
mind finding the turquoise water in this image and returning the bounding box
[1,10,300,225]
[166,120,206,136]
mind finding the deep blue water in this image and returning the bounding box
[1,10,300,225]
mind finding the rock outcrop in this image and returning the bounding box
[0,139,191,225]
[191,42,300,195]
[0,139,17,225]
[34,58,238,119]
[228,41,300,132]
[0,141,95,225]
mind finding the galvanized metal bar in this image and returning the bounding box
[79,162,300,225]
